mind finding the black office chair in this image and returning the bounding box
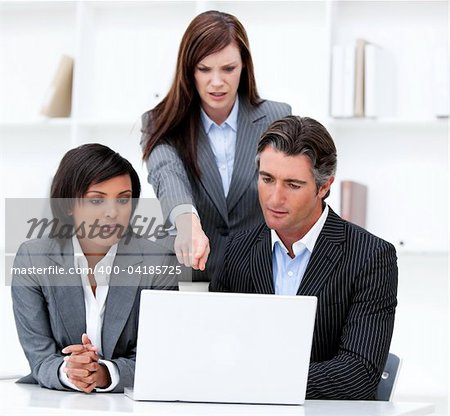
[375,353,401,401]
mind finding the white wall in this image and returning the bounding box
[391,254,448,404]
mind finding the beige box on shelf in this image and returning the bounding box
[354,38,367,118]
[340,180,368,228]
[40,55,74,118]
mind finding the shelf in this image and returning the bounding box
[0,119,73,128]
[76,119,139,127]
[326,117,449,128]
[75,121,142,144]
[0,120,72,147]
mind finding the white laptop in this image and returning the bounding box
[126,290,317,405]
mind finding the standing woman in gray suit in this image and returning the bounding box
[141,10,291,285]
[11,144,178,393]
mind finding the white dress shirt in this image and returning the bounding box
[58,236,120,392]
[271,205,329,295]
[200,96,239,196]
[168,97,240,226]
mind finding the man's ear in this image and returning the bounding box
[318,176,335,199]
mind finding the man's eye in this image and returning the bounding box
[262,177,272,183]
[288,183,301,190]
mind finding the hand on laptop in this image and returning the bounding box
[62,333,110,393]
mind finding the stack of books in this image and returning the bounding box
[330,39,395,118]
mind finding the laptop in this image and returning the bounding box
[126,290,317,405]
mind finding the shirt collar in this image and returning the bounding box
[271,204,329,256]
[200,96,239,134]
[72,235,118,271]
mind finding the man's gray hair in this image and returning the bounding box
[256,116,337,199]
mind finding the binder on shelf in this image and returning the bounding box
[330,44,345,117]
[330,43,356,118]
[340,180,367,228]
[364,44,395,118]
[40,55,74,118]
[342,44,356,118]
[354,38,367,117]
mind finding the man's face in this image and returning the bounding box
[258,147,333,242]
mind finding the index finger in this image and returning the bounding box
[192,241,209,270]
[65,352,98,365]
[195,244,210,271]
[62,344,86,354]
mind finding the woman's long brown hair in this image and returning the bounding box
[142,10,260,178]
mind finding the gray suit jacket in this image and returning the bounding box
[141,97,291,283]
[11,233,178,392]
[210,208,398,400]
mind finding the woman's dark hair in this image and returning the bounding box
[50,143,141,226]
[142,10,261,178]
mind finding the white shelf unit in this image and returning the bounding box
[0,3,448,409]
[0,0,448,253]
[325,0,448,253]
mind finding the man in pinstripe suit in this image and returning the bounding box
[210,116,398,400]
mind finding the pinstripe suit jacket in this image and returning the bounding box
[210,208,398,400]
[141,98,291,283]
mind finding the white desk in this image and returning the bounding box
[0,380,435,416]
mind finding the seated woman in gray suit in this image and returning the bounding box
[11,144,178,393]
[141,10,291,285]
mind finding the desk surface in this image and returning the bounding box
[0,380,435,416]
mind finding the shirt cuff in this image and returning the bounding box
[95,359,120,392]
[58,360,81,391]
[167,204,199,235]
[58,359,119,393]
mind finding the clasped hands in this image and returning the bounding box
[62,333,111,393]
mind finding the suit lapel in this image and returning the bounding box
[197,125,229,223]
[47,238,86,345]
[102,235,143,360]
[250,226,274,294]
[196,98,268,223]
[226,99,267,212]
[297,209,345,296]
